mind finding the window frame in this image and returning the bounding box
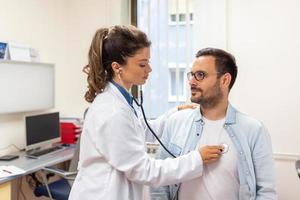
[167,63,187,102]
[168,13,194,26]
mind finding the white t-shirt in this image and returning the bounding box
[179,117,239,200]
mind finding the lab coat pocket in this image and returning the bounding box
[169,143,182,156]
[239,184,251,200]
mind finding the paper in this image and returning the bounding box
[8,43,31,62]
[0,165,26,178]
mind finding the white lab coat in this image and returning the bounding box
[68,83,203,200]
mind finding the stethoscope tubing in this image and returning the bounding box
[133,90,229,159]
[133,90,177,158]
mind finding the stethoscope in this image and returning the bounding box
[133,89,229,158]
[133,90,177,158]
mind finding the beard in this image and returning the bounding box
[190,80,223,109]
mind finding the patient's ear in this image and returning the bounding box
[221,73,232,89]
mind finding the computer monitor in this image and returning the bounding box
[25,112,60,151]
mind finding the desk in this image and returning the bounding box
[0,146,75,200]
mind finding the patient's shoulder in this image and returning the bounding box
[168,108,196,123]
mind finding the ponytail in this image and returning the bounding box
[84,28,111,103]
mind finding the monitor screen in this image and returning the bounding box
[25,112,60,150]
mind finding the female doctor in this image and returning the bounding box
[69,25,223,200]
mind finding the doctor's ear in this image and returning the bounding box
[111,62,123,74]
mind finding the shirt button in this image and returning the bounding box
[197,133,200,136]
[240,151,243,155]
[223,124,228,129]
[175,184,178,187]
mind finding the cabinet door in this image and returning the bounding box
[0,182,11,200]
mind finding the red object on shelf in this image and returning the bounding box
[60,122,82,144]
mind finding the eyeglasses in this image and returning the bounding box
[187,70,220,81]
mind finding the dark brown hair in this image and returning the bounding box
[196,47,238,90]
[83,25,151,103]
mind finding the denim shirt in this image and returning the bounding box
[151,104,277,200]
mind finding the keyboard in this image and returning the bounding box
[27,146,63,157]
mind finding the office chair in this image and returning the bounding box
[296,160,300,179]
[34,137,80,200]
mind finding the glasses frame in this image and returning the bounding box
[187,70,221,81]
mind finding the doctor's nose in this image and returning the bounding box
[147,64,152,73]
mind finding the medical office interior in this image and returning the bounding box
[0,0,300,199]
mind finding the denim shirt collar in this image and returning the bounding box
[194,103,236,125]
[110,80,133,106]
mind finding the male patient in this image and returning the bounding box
[151,48,277,200]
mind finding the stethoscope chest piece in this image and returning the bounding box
[220,143,229,154]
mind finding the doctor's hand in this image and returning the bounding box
[177,103,198,111]
[198,145,223,164]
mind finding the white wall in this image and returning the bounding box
[64,0,130,116]
[0,0,129,153]
[195,0,300,199]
